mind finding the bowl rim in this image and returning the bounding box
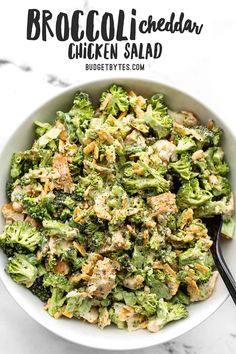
[0,76,231,350]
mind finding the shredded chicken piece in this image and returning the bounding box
[169,110,198,127]
[192,149,204,161]
[81,307,99,323]
[24,215,40,228]
[94,192,112,221]
[111,230,130,250]
[147,318,163,332]
[114,303,135,321]
[123,274,144,290]
[2,203,25,222]
[87,258,117,298]
[53,260,70,275]
[52,153,73,193]
[82,253,103,276]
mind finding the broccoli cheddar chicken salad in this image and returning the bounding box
[0,85,234,332]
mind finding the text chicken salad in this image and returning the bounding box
[0,85,234,332]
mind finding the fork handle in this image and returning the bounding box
[212,238,236,305]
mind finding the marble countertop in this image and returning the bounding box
[1,1,236,353]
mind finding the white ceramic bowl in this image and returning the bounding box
[0,78,235,351]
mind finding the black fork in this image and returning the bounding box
[204,215,236,305]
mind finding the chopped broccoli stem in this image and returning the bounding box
[221,218,235,239]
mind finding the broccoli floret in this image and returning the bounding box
[172,290,190,305]
[193,125,215,147]
[146,271,171,300]
[176,137,197,153]
[29,276,51,302]
[5,253,38,287]
[135,291,158,316]
[10,149,52,182]
[143,92,173,138]
[194,194,234,218]
[177,179,212,210]
[147,299,188,332]
[42,220,78,239]
[61,248,84,271]
[211,125,222,146]
[75,173,104,200]
[86,117,104,138]
[201,175,231,198]
[138,161,167,178]
[52,190,76,220]
[165,301,188,321]
[9,149,52,180]
[195,148,229,179]
[113,287,125,302]
[57,111,78,143]
[10,152,24,179]
[46,288,66,317]
[195,266,213,284]
[169,154,198,181]
[100,84,129,117]
[69,148,84,177]
[6,177,17,199]
[178,242,213,268]
[69,92,94,122]
[165,214,177,232]
[114,253,133,272]
[88,231,106,251]
[65,291,92,316]
[0,221,42,252]
[221,218,235,239]
[149,93,170,117]
[34,121,52,137]
[143,101,173,139]
[58,93,94,144]
[122,176,170,195]
[205,147,229,176]
[77,216,101,236]
[23,194,55,220]
[43,272,74,292]
[157,245,177,265]
[149,230,164,250]
[123,291,137,307]
[109,307,127,329]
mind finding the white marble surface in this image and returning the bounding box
[1,0,236,353]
